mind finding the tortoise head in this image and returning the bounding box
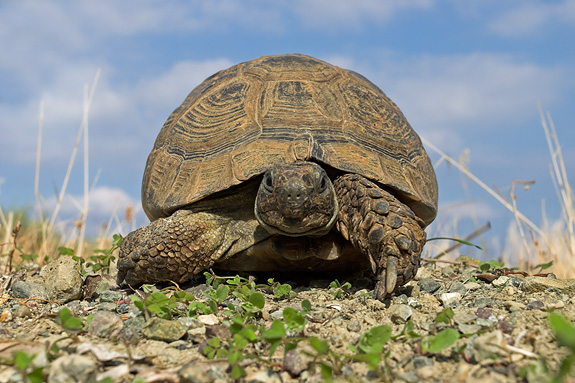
[255,161,338,236]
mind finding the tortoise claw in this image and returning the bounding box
[386,256,398,294]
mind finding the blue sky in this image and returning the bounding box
[1,0,574,259]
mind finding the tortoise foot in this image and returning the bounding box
[117,210,228,286]
[334,174,427,301]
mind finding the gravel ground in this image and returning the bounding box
[1,256,574,383]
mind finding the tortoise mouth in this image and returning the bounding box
[254,162,339,237]
[255,207,338,237]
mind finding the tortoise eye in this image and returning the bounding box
[263,173,274,192]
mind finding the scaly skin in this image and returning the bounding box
[116,210,233,286]
[333,174,426,301]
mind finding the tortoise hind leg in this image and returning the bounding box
[117,210,238,286]
[333,174,426,301]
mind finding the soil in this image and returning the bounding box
[0,259,574,383]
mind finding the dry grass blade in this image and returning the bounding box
[423,107,574,277]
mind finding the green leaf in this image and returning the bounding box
[262,320,286,340]
[216,285,230,303]
[358,325,392,353]
[14,350,35,370]
[426,328,460,354]
[534,261,554,271]
[320,363,333,382]
[283,307,306,331]
[274,283,292,299]
[308,336,329,354]
[55,307,83,330]
[249,291,265,309]
[58,246,75,256]
[301,299,312,312]
[548,312,575,349]
[230,364,245,380]
[28,368,45,383]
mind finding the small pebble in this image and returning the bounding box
[492,276,510,287]
[439,292,461,305]
[545,300,565,310]
[464,282,481,291]
[389,304,412,324]
[197,314,219,326]
[417,278,441,294]
[527,300,545,310]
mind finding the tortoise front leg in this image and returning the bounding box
[117,210,236,286]
[333,174,426,301]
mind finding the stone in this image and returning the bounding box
[492,276,510,287]
[285,346,314,376]
[389,304,412,324]
[448,282,467,295]
[527,300,545,310]
[11,279,49,300]
[521,277,575,294]
[41,256,82,303]
[98,290,124,303]
[439,292,461,306]
[142,317,187,342]
[417,278,441,294]
[347,319,361,332]
[47,354,97,383]
[197,314,219,326]
[88,311,124,338]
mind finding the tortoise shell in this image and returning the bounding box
[142,54,438,225]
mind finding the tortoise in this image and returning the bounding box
[117,53,438,300]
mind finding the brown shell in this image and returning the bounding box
[143,54,438,225]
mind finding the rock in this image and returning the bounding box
[448,282,467,295]
[521,277,575,294]
[475,297,496,308]
[389,304,412,324]
[197,314,219,326]
[464,282,481,291]
[11,279,49,300]
[245,369,282,383]
[285,346,314,376]
[97,302,118,312]
[47,354,97,383]
[88,311,124,338]
[458,323,482,334]
[503,301,526,312]
[142,317,187,342]
[40,256,82,303]
[13,305,32,318]
[205,324,231,340]
[417,278,441,294]
[492,276,510,287]
[347,319,361,332]
[527,300,545,310]
[439,292,461,306]
[179,362,227,383]
[98,290,123,303]
[546,300,565,310]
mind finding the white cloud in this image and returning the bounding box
[489,0,575,36]
[293,0,432,28]
[43,185,144,234]
[368,52,566,131]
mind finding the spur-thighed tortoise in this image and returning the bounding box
[117,53,438,300]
